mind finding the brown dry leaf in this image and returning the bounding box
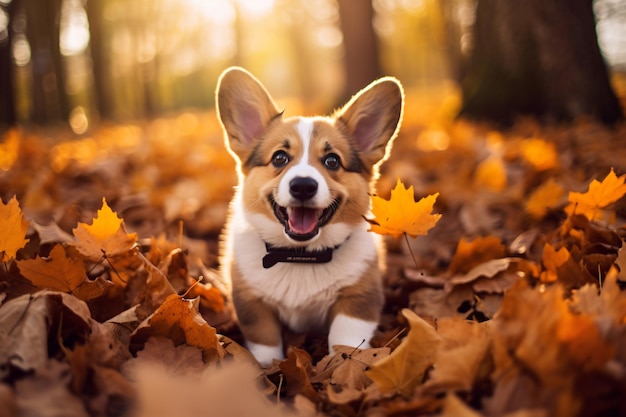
[130,294,225,363]
[448,236,507,275]
[131,359,299,417]
[0,291,91,379]
[278,347,320,404]
[31,221,74,245]
[447,257,514,290]
[616,242,626,282]
[0,196,30,262]
[71,197,138,262]
[15,360,89,417]
[366,309,441,397]
[438,393,483,417]
[422,318,491,394]
[314,346,390,392]
[16,244,108,300]
[123,337,205,379]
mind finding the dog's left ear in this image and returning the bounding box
[335,77,404,167]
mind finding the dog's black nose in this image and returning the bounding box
[290,177,318,201]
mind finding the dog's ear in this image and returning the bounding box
[216,67,281,161]
[335,77,404,167]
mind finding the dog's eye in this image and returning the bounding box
[323,154,341,170]
[271,150,290,168]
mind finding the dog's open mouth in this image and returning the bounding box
[270,196,341,241]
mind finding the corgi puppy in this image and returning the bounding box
[216,67,404,366]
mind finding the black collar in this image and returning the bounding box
[262,242,340,268]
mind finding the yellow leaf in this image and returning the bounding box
[72,197,138,261]
[474,156,506,191]
[367,178,441,239]
[0,196,30,262]
[565,168,626,221]
[366,309,440,396]
[526,178,565,219]
[16,244,107,300]
[520,138,559,171]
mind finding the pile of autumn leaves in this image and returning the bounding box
[0,169,626,417]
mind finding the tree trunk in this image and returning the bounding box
[337,0,381,102]
[86,0,111,121]
[460,0,623,125]
[24,0,68,124]
[0,1,17,129]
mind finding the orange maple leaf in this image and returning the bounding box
[132,294,225,363]
[367,178,441,239]
[16,244,107,300]
[0,196,30,262]
[72,197,138,261]
[565,168,626,221]
[540,243,570,283]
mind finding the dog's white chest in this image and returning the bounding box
[229,210,378,332]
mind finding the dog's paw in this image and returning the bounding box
[246,341,284,367]
[328,314,378,353]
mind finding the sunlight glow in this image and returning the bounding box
[69,106,89,135]
[235,0,275,19]
[60,0,90,56]
[12,34,30,66]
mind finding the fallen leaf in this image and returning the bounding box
[0,196,30,262]
[0,291,91,379]
[313,346,390,392]
[123,337,205,379]
[366,309,441,396]
[131,360,298,417]
[525,178,565,219]
[540,243,570,283]
[474,156,506,192]
[520,138,559,171]
[17,244,107,300]
[15,360,90,417]
[367,178,441,239]
[616,242,626,282]
[278,347,320,403]
[422,318,491,393]
[130,294,225,363]
[71,197,138,262]
[565,168,626,221]
[448,236,507,276]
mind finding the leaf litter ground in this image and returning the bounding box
[1,92,626,417]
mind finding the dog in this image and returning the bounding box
[216,67,404,366]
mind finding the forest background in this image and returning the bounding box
[1,1,626,417]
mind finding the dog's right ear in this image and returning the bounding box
[216,67,281,161]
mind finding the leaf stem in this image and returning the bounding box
[403,232,419,269]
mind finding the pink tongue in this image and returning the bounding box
[288,207,319,234]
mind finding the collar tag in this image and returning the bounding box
[262,244,334,269]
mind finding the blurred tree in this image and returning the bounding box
[337,0,381,101]
[85,0,112,121]
[24,0,69,123]
[460,0,623,125]
[0,0,17,128]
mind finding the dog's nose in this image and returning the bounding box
[289,177,318,201]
